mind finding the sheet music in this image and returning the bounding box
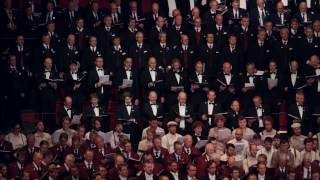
[267,78,278,89]
[239,0,246,9]
[179,119,185,129]
[234,143,245,153]
[217,129,230,141]
[71,114,82,125]
[99,75,110,84]
[244,83,255,88]
[122,79,133,87]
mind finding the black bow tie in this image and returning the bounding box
[67,108,71,111]
[150,69,156,71]
[150,103,157,106]
[126,104,132,107]
[224,73,230,76]
[209,102,214,105]
[256,106,262,109]
[98,68,103,71]
[298,104,303,107]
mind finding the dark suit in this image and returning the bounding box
[247,104,271,131]
[165,70,188,107]
[152,43,174,68]
[215,72,239,109]
[142,102,165,122]
[174,45,196,70]
[95,26,118,51]
[57,44,80,72]
[287,103,312,134]
[63,71,86,112]
[198,101,223,134]
[169,103,194,134]
[189,72,210,110]
[167,25,188,47]
[198,43,222,75]
[248,41,274,70]
[106,45,128,72]
[115,67,139,99]
[129,43,151,70]
[140,68,165,100]
[33,44,57,73]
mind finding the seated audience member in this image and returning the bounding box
[161,121,182,153]
[51,117,77,146]
[5,123,27,150]
[232,116,255,141]
[33,121,52,147]
[208,115,232,143]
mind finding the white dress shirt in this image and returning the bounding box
[149,68,156,82]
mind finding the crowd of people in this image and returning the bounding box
[1,0,320,179]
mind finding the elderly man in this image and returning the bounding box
[161,121,182,153]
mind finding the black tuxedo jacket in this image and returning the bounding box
[269,12,291,27]
[198,101,223,119]
[87,68,112,96]
[80,47,103,71]
[140,68,165,97]
[167,25,188,46]
[58,45,80,72]
[95,26,119,50]
[248,41,274,70]
[221,46,244,75]
[206,25,229,49]
[128,43,151,70]
[287,103,312,134]
[198,43,222,75]
[174,45,197,69]
[115,67,139,98]
[152,43,174,67]
[106,46,128,72]
[142,102,165,121]
[33,44,57,73]
[274,40,296,71]
[117,104,140,122]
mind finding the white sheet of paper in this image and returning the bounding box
[123,79,133,87]
[267,78,278,89]
[281,0,288,6]
[179,119,185,129]
[239,0,246,10]
[99,75,110,84]
[195,140,208,149]
[217,129,229,140]
[307,0,311,8]
[234,143,244,153]
[244,83,255,88]
[255,70,264,76]
[71,114,82,125]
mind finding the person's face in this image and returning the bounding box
[312,173,320,180]
[63,120,70,129]
[175,16,182,25]
[17,36,24,45]
[296,94,304,104]
[154,138,161,148]
[65,97,72,107]
[250,146,258,156]
[232,1,240,9]
[136,33,144,43]
[174,144,183,154]
[207,91,216,101]
[70,64,78,72]
[291,21,299,29]
[235,130,243,140]
[159,33,167,42]
[299,3,307,12]
[148,92,158,102]
[181,36,189,45]
[152,3,159,12]
[192,8,200,17]
[99,167,107,177]
[9,56,17,66]
[77,19,84,28]
[241,18,249,27]
[194,126,202,134]
[44,59,53,69]
[91,97,99,106]
[14,124,21,134]
[269,62,277,71]
[85,151,94,161]
[169,162,178,172]
[124,96,132,105]
[89,37,97,46]
[94,121,101,130]
[258,31,266,40]
[248,175,258,180]
[247,64,255,74]
[195,63,203,72]
[305,142,313,151]
[216,119,224,128]
[157,17,165,27]
[187,166,197,177]
[227,147,235,155]
[280,142,289,151]
[184,137,193,147]
[169,126,177,134]
[290,61,299,71]
[173,61,181,70]
[120,166,129,177]
[231,101,240,112]
[280,30,289,40]
[178,93,187,104]
[144,164,154,174]
[208,163,217,174]
[253,97,262,107]
[47,23,55,32]
[150,120,158,128]
[210,1,218,9]
[129,19,136,28]
[223,63,232,73]
[42,35,50,44]
[104,16,112,26]
[34,153,43,164]
[232,170,240,178]
[22,172,30,180]
[146,132,153,141]
[95,58,104,68]
[264,141,272,150]
[92,2,99,11]
[207,34,214,43]
[215,15,223,25]
[1,166,7,176]
[264,121,272,130]
[276,3,284,12]
[124,143,132,152]
[49,169,58,178]
[194,19,201,27]
[239,119,247,128]
[148,58,157,68]
[306,28,314,38]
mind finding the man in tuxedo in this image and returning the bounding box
[270,2,291,29]
[189,61,210,110]
[129,32,151,70]
[95,15,118,52]
[36,57,58,132]
[33,34,57,73]
[256,162,274,180]
[107,36,128,72]
[9,35,31,72]
[160,161,182,180]
[71,18,91,51]
[174,34,196,71]
[58,96,76,124]
[87,56,112,107]
[0,0,18,35]
[152,32,174,69]
[222,35,244,75]
[63,62,86,112]
[123,18,142,48]
[240,62,266,109]
[233,17,256,58]
[115,57,139,100]
[248,29,274,70]
[167,15,187,47]
[61,0,79,35]
[164,59,188,107]
[247,95,271,132]
[117,92,140,147]
[80,36,103,71]
[198,90,223,133]
[137,162,159,180]
[140,57,165,101]
[207,15,229,50]
[287,91,312,135]
[224,0,247,28]
[109,2,124,28]
[297,27,320,64]
[182,163,198,180]
[58,34,80,73]
[188,17,205,47]
[2,55,27,129]
[249,0,270,28]
[274,28,296,72]
[203,0,221,30]
[86,1,102,31]
[145,2,165,29]
[46,21,61,49]
[142,91,165,124]
[215,62,239,109]
[169,91,194,135]
[83,93,107,126]
[294,1,313,25]
[149,16,167,45]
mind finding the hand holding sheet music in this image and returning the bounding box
[267,78,278,89]
[99,75,111,85]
